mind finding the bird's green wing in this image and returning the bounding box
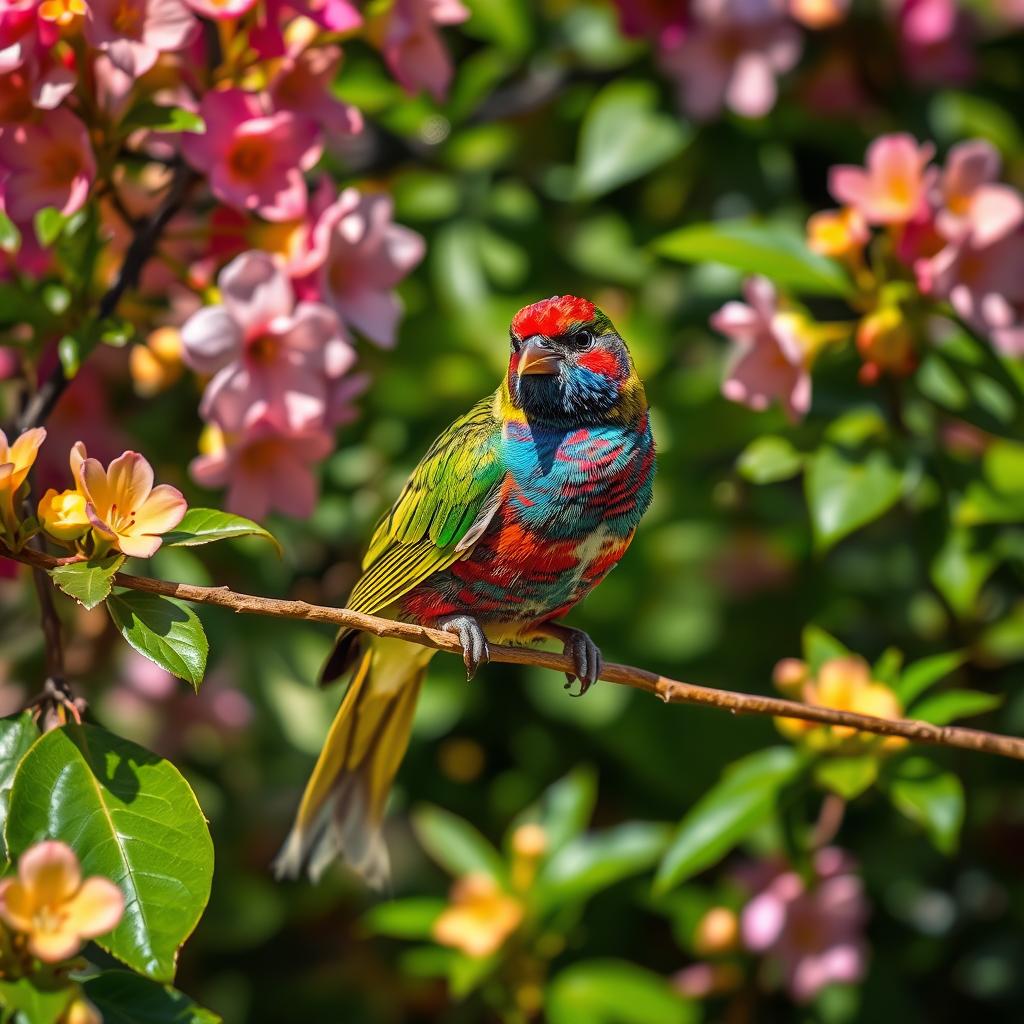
[348,395,504,616]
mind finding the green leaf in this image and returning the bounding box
[0,713,38,859]
[107,592,208,690]
[895,651,966,705]
[83,972,221,1024]
[6,724,214,982]
[872,647,903,687]
[448,951,498,998]
[34,207,67,247]
[910,689,1001,725]
[547,960,696,1024]
[805,445,904,551]
[884,757,964,854]
[737,436,804,484]
[653,220,852,296]
[814,756,879,800]
[48,555,125,610]
[123,102,206,134]
[363,899,446,940]
[0,210,21,254]
[0,976,75,1024]
[931,528,997,613]
[538,822,670,908]
[412,805,505,881]
[654,747,803,893]
[512,765,597,855]
[163,508,281,554]
[461,0,532,54]
[801,625,850,673]
[574,80,690,199]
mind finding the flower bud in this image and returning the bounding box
[37,488,90,542]
[693,906,740,956]
[856,307,917,384]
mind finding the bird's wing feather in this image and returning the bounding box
[348,396,504,616]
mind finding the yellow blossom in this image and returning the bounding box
[37,489,90,542]
[0,841,123,963]
[129,327,184,397]
[776,656,906,751]
[62,996,102,1024]
[78,449,187,558]
[0,427,46,537]
[432,874,523,959]
[807,207,869,259]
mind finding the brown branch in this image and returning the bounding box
[5,544,1024,762]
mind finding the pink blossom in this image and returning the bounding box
[182,0,257,18]
[898,0,974,85]
[248,0,361,58]
[937,138,1001,238]
[85,0,198,77]
[181,250,354,432]
[0,21,74,123]
[918,183,1024,358]
[190,417,334,520]
[659,0,801,121]
[305,187,425,347]
[368,0,470,102]
[268,46,362,139]
[741,847,868,1003]
[0,107,94,224]
[182,89,322,222]
[830,133,936,226]
[610,0,687,48]
[712,276,812,421]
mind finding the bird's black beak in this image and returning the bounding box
[517,336,563,376]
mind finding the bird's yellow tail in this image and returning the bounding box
[274,637,434,886]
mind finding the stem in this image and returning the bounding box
[6,543,1024,763]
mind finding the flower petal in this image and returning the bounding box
[135,484,187,536]
[62,876,124,939]
[18,840,81,904]
[219,250,295,332]
[105,451,155,512]
[180,306,243,375]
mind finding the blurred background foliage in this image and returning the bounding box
[5,0,1024,1020]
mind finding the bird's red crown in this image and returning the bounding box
[511,296,595,339]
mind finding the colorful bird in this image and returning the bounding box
[274,296,655,885]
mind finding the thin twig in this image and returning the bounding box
[14,160,199,434]
[4,544,1024,763]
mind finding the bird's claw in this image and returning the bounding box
[560,629,603,697]
[439,615,490,680]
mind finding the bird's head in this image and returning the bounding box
[503,296,645,426]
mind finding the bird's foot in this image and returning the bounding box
[438,615,490,680]
[559,628,603,697]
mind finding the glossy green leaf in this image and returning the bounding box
[814,756,879,800]
[895,651,966,705]
[655,747,803,893]
[163,508,281,553]
[6,724,214,982]
[801,625,850,673]
[412,805,505,881]
[910,689,1001,725]
[547,960,696,1024]
[0,976,75,1024]
[48,555,125,610]
[654,220,852,296]
[805,446,904,551]
[885,757,964,854]
[0,713,39,860]
[363,899,446,940]
[538,822,670,908]
[34,207,67,247]
[575,80,690,199]
[931,528,997,613]
[123,102,206,133]
[737,436,804,484]
[83,972,221,1024]
[107,592,208,690]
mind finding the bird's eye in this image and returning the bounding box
[575,329,594,349]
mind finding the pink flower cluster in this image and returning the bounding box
[829,133,1024,358]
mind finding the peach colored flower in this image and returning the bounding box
[711,277,813,422]
[432,874,523,958]
[78,448,187,557]
[0,107,94,223]
[829,133,936,225]
[806,207,869,259]
[0,425,45,533]
[37,487,90,541]
[182,89,322,223]
[129,326,184,397]
[0,841,124,962]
